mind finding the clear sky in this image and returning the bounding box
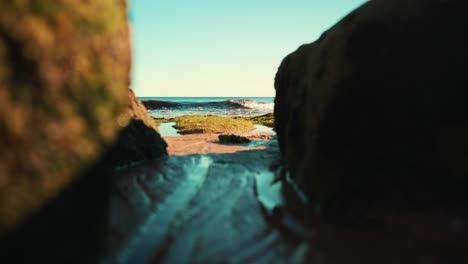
[129,0,367,97]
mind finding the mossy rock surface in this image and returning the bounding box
[248,113,274,128]
[0,0,131,234]
[173,115,255,134]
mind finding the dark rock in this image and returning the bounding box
[0,0,170,262]
[275,0,468,210]
[0,88,168,262]
[142,100,180,109]
[218,134,251,144]
[109,89,167,168]
[0,153,115,263]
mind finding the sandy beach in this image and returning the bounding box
[163,132,276,155]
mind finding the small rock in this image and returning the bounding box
[218,134,251,144]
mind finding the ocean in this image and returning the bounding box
[139,97,274,118]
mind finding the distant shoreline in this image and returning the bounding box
[154,114,275,155]
[139,96,274,119]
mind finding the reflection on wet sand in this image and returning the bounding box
[103,139,468,263]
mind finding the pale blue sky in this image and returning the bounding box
[129,0,367,97]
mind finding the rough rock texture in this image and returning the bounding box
[0,89,168,263]
[0,3,168,258]
[275,0,468,210]
[102,145,283,263]
[0,0,131,234]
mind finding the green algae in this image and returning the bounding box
[247,113,274,128]
[172,115,255,134]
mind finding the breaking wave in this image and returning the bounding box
[143,99,274,118]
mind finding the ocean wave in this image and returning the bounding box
[144,99,273,111]
[225,100,274,111]
[142,100,182,109]
[144,98,274,118]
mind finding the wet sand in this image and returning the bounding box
[104,137,468,263]
[163,132,275,156]
[103,140,287,263]
[103,126,468,263]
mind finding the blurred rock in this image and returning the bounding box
[0,0,131,234]
[275,0,468,212]
[0,89,168,263]
[0,0,170,258]
[0,0,146,262]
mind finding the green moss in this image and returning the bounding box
[0,0,131,235]
[173,115,255,134]
[30,0,61,22]
[153,114,274,134]
[247,113,274,128]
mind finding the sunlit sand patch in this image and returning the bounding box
[162,133,275,155]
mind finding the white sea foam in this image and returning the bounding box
[228,99,274,111]
[146,97,274,118]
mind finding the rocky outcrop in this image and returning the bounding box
[0,87,168,263]
[0,0,131,234]
[105,89,167,168]
[0,0,165,262]
[275,0,468,212]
